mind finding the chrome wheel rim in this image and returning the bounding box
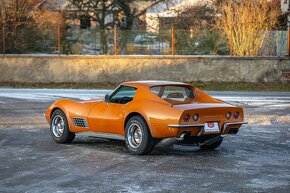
[127,123,143,148]
[51,115,65,138]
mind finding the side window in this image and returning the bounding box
[150,86,161,96]
[150,85,194,103]
[109,86,137,104]
[162,86,187,100]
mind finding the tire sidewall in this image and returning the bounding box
[125,116,152,155]
[50,109,71,143]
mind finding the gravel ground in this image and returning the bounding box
[0,89,290,193]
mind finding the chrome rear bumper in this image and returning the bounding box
[168,123,204,128]
[168,121,248,128]
[168,121,248,136]
[161,122,248,147]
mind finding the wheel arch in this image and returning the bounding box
[50,107,62,118]
[124,112,152,135]
[49,107,73,132]
[49,102,70,119]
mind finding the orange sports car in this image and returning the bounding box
[45,81,247,155]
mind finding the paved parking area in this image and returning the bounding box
[0,89,290,193]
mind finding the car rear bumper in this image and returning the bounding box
[168,121,248,136]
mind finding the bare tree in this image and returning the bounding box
[215,0,281,56]
[172,1,218,54]
[0,0,56,53]
[65,0,134,54]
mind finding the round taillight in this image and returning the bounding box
[184,114,190,122]
[226,112,231,120]
[234,111,239,119]
[193,113,199,121]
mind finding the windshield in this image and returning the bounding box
[150,85,195,104]
[109,86,137,104]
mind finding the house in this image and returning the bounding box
[54,0,152,30]
[143,0,212,33]
[53,0,211,32]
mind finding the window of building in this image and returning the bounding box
[80,15,91,29]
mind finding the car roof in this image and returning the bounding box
[122,80,190,87]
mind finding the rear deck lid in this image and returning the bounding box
[173,103,236,111]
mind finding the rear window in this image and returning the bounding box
[150,85,194,104]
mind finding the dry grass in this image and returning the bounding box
[1,81,289,92]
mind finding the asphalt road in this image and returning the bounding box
[0,89,290,193]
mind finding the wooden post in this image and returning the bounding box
[114,24,117,55]
[288,27,290,56]
[288,3,290,56]
[57,26,61,57]
[171,26,174,56]
[58,6,61,57]
[230,30,233,57]
[2,24,5,55]
[288,13,290,56]
[2,0,6,55]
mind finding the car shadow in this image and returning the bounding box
[70,136,223,157]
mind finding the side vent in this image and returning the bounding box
[73,118,88,128]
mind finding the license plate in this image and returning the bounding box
[204,122,220,133]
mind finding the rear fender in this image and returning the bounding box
[126,100,183,138]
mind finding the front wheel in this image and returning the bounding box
[50,109,75,143]
[125,116,155,155]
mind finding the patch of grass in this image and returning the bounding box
[0,81,289,92]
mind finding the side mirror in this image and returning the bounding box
[105,94,110,103]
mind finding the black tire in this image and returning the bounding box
[125,116,155,155]
[50,109,75,144]
[199,137,223,150]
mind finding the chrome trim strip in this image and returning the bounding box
[77,132,125,140]
[168,124,204,128]
[197,127,204,136]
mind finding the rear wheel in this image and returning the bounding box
[125,116,155,155]
[50,109,75,143]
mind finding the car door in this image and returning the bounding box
[88,85,137,135]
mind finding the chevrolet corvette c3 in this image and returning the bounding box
[45,81,247,155]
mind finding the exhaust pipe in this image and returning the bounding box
[158,131,190,147]
[199,135,224,146]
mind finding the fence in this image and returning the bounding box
[0,26,288,56]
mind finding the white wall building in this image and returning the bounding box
[145,0,212,33]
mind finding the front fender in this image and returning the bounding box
[45,99,75,130]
